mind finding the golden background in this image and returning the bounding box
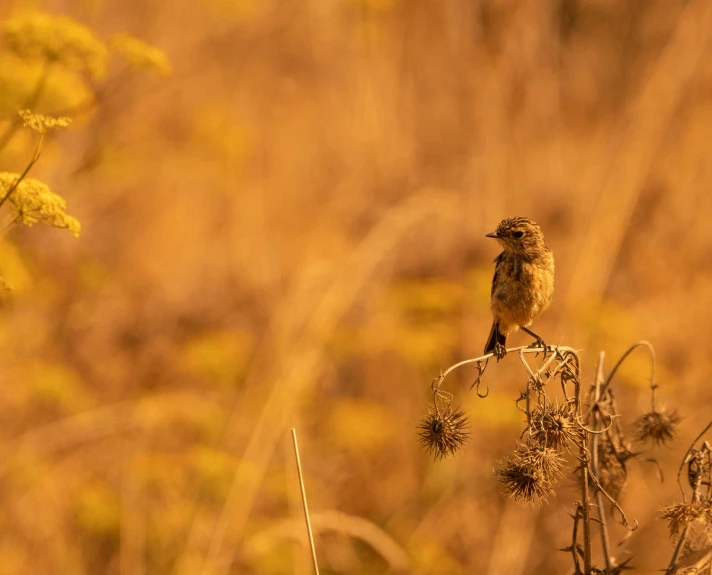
[1,0,711,573]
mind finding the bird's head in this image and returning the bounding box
[486,216,546,255]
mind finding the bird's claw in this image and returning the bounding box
[493,342,507,361]
[528,338,549,357]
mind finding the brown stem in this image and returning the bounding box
[580,442,593,573]
[667,485,702,574]
[594,341,655,415]
[592,352,614,573]
[668,423,712,572]
[676,420,712,502]
[434,345,578,385]
[571,505,582,573]
[585,457,637,531]
[575,355,592,574]
[667,524,690,574]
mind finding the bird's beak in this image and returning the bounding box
[485,231,498,239]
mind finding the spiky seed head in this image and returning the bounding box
[418,406,469,460]
[494,443,564,505]
[660,501,712,537]
[635,408,681,446]
[530,402,583,451]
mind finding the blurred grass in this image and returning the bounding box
[2,0,712,573]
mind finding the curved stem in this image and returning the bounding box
[435,345,578,387]
[676,420,712,502]
[595,341,656,414]
[586,456,638,531]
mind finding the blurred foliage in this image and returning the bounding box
[0,0,711,573]
[3,12,107,77]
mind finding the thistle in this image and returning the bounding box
[529,401,583,451]
[495,443,564,505]
[660,501,712,537]
[417,406,469,460]
[635,408,681,446]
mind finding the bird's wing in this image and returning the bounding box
[491,252,505,297]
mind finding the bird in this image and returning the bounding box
[483,216,555,360]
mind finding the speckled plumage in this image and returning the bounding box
[484,217,554,356]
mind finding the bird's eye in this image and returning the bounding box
[512,230,525,239]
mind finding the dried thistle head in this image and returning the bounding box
[494,444,564,505]
[635,408,681,446]
[660,500,712,537]
[530,402,583,451]
[596,436,632,499]
[418,406,469,460]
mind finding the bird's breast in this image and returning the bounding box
[491,252,554,328]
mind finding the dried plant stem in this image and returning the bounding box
[570,505,582,573]
[291,429,319,575]
[676,420,712,502]
[592,351,614,573]
[667,522,692,574]
[432,345,578,404]
[580,442,593,573]
[668,421,712,573]
[666,486,704,574]
[426,342,645,574]
[595,341,655,414]
[438,345,576,379]
[576,350,592,573]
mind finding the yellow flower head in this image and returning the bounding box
[18,109,72,134]
[110,33,171,77]
[0,173,81,238]
[2,12,107,77]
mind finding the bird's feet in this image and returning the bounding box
[493,342,507,361]
[527,337,549,357]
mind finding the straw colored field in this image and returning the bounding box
[1,1,712,573]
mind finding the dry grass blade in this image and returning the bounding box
[291,429,319,575]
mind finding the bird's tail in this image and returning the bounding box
[484,321,506,355]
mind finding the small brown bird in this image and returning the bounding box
[484,216,555,359]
